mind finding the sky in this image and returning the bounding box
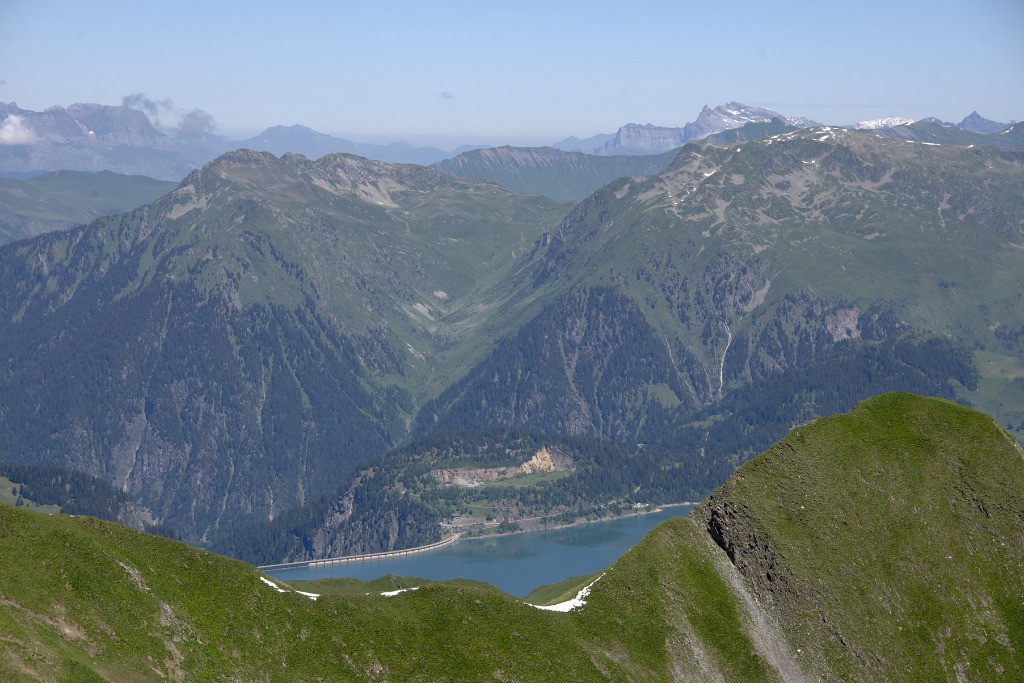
[1,0,1022,148]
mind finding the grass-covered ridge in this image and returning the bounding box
[0,393,1021,680]
[694,392,1024,680]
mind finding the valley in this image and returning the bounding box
[2,0,1022,675]
[1,91,1023,680]
[0,121,1021,561]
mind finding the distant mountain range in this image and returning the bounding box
[432,119,805,203]
[235,125,468,165]
[549,102,817,156]
[0,102,479,180]
[859,119,1024,148]
[2,100,1019,185]
[0,101,196,180]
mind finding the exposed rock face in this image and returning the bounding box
[431,446,575,486]
[0,101,194,179]
[596,102,790,155]
[597,123,690,156]
[695,492,790,602]
[682,102,787,141]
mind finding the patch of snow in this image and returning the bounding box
[406,343,425,361]
[529,574,605,612]
[259,575,318,600]
[433,290,449,300]
[412,302,435,319]
[852,116,916,130]
[381,586,420,597]
[260,576,287,593]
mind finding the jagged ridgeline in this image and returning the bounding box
[0,394,1020,681]
[0,150,566,542]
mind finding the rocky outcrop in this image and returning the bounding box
[693,493,791,603]
[596,102,790,156]
[432,446,575,486]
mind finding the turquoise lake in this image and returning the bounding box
[267,505,693,597]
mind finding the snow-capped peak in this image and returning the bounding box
[851,117,916,130]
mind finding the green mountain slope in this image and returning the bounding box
[420,128,1024,452]
[0,170,176,243]
[1,130,1023,554]
[0,393,1020,681]
[433,145,679,202]
[0,150,566,543]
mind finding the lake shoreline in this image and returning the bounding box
[265,505,695,597]
[455,500,699,543]
[262,501,697,571]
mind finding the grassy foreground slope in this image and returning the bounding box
[694,392,1024,680]
[1,393,1021,681]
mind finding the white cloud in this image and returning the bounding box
[0,115,36,145]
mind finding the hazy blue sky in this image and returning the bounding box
[2,0,1022,147]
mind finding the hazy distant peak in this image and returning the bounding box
[851,116,917,130]
[693,102,782,130]
[957,111,1007,134]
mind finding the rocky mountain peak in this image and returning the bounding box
[596,102,788,156]
[957,111,1007,134]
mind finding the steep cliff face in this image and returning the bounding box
[0,101,195,179]
[595,102,798,155]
